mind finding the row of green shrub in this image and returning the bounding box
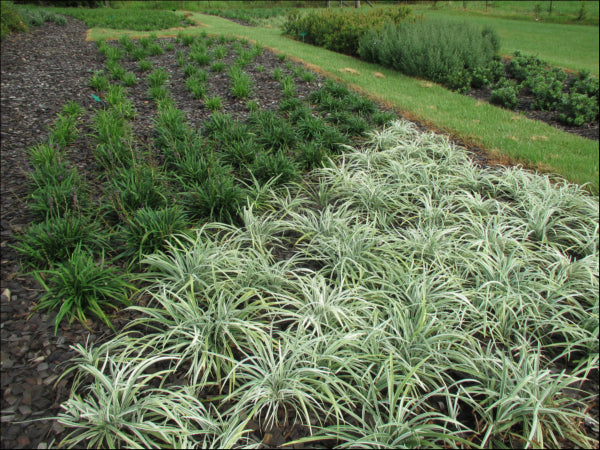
[359,18,500,92]
[282,6,412,57]
[489,52,599,126]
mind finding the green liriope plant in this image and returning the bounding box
[252,42,263,57]
[130,45,147,61]
[297,140,327,170]
[203,111,235,138]
[175,49,185,66]
[250,150,299,187]
[228,66,253,99]
[100,44,122,61]
[172,146,219,185]
[279,97,302,115]
[148,85,170,103]
[49,113,79,148]
[272,67,283,81]
[14,214,109,269]
[182,63,196,77]
[121,71,137,87]
[92,108,135,169]
[246,99,260,113]
[137,59,152,72]
[248,109,296,151]
[107,165,169,215]
[104,83,136,119]
[121,206,190,264]
[181,33,195,46]
[61,100,83,118]
[25,140,62,168]
[88,70,109,91]
[28,167,89,220]
[153,102,192,151]
[190,49,211,66]
[181,173,246,224]
[281,75,295,98]
[106,59,126,81]
[211,44,228,59]
[204,95,223,111]
[31,244,133,333]
[118,34,135,53]
[235,49,253,68]
[147,42,164,56]
[221,135,259,168]
[138,36,151,49]
[147,67,169,88]
[185,76,207,99]
[295,113,328,140]
[210,61,225,73]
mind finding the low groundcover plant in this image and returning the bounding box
[51,118,598,448]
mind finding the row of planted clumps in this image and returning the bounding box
[15,30,395,332]
[14,30,599,449]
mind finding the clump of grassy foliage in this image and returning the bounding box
[32,245,133,334]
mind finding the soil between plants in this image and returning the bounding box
[0,17,598,450]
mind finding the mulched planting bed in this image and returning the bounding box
[1,17,598,450]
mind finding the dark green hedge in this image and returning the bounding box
[282,7,412,57]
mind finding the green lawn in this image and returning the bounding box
[413,1,599,25]
[415,9,599,75]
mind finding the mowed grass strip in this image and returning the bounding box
[86,12,599,193]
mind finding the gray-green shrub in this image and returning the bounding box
[359,19,500,92]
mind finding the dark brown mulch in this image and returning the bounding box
[1,16,598,450]
[0,17,112,450]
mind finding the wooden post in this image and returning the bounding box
[355,0,360,7]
